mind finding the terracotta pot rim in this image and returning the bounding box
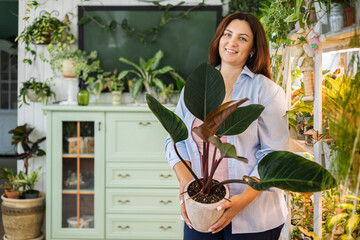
[1,192,45,202]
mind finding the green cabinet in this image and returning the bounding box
[44,105,183,240]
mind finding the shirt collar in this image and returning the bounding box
[215,64,255,79]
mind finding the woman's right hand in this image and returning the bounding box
[180,185,192,229]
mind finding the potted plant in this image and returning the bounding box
[0,168,21,199]
[146,63,336,232]
[46,45,100,79]
[103,69,126,105]
[1,124,46,239]
[14,167,42,199]
[16,11,76,64]
[118,50,184,100]
[18,77,56,107]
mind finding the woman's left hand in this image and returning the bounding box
[208,186,260,233]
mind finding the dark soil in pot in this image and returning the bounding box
[187,179,226,204]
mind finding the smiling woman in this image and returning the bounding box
[165,12,291,240]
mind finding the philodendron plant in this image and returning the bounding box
[146,63,336,197]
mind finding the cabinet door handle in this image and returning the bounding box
[160,174,172,179]
[117,225,130,230]
[160,226,172,231]
[118,200,130,204]
[160,200,172,205]
[118,174,130,178]
[139,121,151,126]
[98,122,101,131]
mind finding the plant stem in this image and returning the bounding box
[203,155,225,192]
[173,143,200,185]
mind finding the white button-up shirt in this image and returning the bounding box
[165,65,289,233]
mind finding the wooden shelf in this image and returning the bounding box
[62,154,94,158]
[323,23,360,52]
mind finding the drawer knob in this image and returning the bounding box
[160,174,172,179]
[118,225,130,230]
[160,226,172,231]
[160,200,172,205]
[139,121,151,126]
[118,174,130,178]
[118,200,130,204]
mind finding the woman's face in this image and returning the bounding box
[218,19,254,68]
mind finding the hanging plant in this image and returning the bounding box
[16,10,76,64]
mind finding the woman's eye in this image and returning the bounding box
[224,33,231,37]
[239,37,247,41]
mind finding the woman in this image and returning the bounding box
[165,12,289,240]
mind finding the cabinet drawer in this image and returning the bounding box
[106,112,168,162]
[106,163,179,188]
[106,188,180,214]
[106,214,183,239]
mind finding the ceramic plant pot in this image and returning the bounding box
[62,58,76,78]
[26,89,40,102]
[1,192,45,239]
[183,179,229,233]
[4,189,20,199]
[111,91,122,105]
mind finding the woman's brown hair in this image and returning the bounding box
[209,12,272,79]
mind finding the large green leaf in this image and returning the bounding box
[153,66,174,75]
[146,94,188,143]
[247,151,337,192]
[184,63,225,121]
[119,57,142,73]
[150,50,164,70]
[132,78,143,98]
[217,104,265,136]
[193,99,248,142]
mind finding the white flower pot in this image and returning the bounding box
[62,58,76,78]
[111,91,122,105]
[183,179,229,233]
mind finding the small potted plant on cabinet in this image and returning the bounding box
[119,50,184,100]
[103,69,126,105]
[146,63,336,232]
[18,77,56,107]
[1,124,46,239]
[46,45,100,79]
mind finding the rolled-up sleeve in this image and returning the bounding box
[250,85,289,178]
[165,89,190,169]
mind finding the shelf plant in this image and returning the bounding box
[46,45,100,80]
[16,11,76,64]
[118,50,184,99]
[18,77,56,107]
[146,63,336,232]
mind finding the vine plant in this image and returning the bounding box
[78,0,205,43]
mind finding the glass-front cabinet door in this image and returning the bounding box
[51,112,104,239]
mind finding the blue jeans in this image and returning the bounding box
[183,223,284,240]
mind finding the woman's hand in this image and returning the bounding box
[208,186,260,233]
[180,185,192,229]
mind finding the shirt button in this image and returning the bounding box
[196,172,199,175]
[195,153,198,156]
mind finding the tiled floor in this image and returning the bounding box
[0,156,17,238]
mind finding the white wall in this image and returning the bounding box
[17,0,222,192]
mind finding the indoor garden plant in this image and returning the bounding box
[103,69,126,105]
[16,11,76,64]
[18,77,56,107]
[0,168,21,199]
[1,124,46,239]
[119,49,184,100]
[146,63,336,232]
[46,45,100,79]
